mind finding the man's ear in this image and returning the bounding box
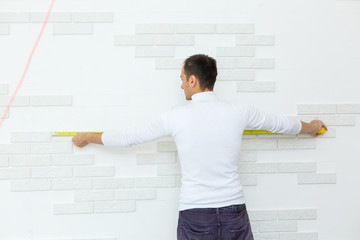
[189,75,198,88]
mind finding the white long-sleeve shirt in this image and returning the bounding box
[101,91,302,211]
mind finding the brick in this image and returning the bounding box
[11,132,52,143]
[253,233,279,240]
[10,155,51,167]
[337,104,360,114]
[115,35,154,46]
[157,163,181,176]
[135,46,175,58]
[280,232,318,240]
[238,162,277,174]
[237,81,276,92]
[53,23,93,35]
[241,139,277,150]
[216,24,254,34]
[52,179,92,190]
[0,24,9,35]
[297,104,336,115]
[0,13,29,22]
[318,115,356,126]
[114,35,194,46]
[30,12,71,23]
[0,156,8,167]
[94,201,135,213]
[236,35,275,45]
[0,168,30,179]
[248,210,278,221]
[136,176,176,188]
[277,139,316,149]
[72,12,113,23]
[0,108,9,119]
[73,167,114,178]
[93,178,135,189]
[239,150,257,162]
[277,162,317,173]
[298,173,336,184]
[217,47,255,57]
[217,70,255,81]
[0,144,31,155]
[0,96,29,107]
[136,152,176,164]
[31,167,72,178]
[30,95,72,106]
[54,202,93,214]
[135,24,174,34]
[175,24,215,34]
[258,134,297,139]
[297,115,318,123]
[297,127,336,138]
[115,189,156,200]
[157,141,177,151]
[52,154,94,166]
[155,35,194,46]
[31,142,73,154]
[239,174,257,186]
[52,136,73,142]
[11,179,51,191]
[258,221,298,232]
[0,83,8,94]
[278,209,317,220]
[155,59,184,70]
[74,190,114,201]
[217,58,275,69]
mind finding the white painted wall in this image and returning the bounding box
[0,0,360,239]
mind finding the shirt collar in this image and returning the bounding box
[191,91,217,102]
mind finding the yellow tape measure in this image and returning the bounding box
[53,127,326,136]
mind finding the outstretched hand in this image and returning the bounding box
[72,133,89,148]
[309,120,328,137]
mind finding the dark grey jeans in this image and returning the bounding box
[177,204,254,240]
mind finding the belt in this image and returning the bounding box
[234,204,246,213]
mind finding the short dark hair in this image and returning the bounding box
[183,54,217,91]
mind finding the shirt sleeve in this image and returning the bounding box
[101,111,170,147]
[243,104,302,134]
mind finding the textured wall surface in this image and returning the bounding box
[0,0,360,239]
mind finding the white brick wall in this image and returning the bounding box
[258,221,298,232]
[31,142,73,154]
[135,46,175,58]
[0,83,8,94]
[298,173,336,184]
[30,12,72,23]
[236,35,275,45]
[72,12,113,23]
[136,152,176,164]
[54,202,93,215]
[94,201,136,213]
[53,23,93,35]
[10,155,51,167]
[237,81,276,92]
[0,24,9,35]
[0,156,8,167]
[52,178,92,190]
[0,12,29,22]
[30,96,72,106]
[0,96,29,106]
[11,132,52,143]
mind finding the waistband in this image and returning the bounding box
[179,204,246,214]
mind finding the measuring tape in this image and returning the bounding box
[53,127,326,136]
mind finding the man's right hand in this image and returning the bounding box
[300,120,328,137]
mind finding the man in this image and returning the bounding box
[72,54,327,240]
